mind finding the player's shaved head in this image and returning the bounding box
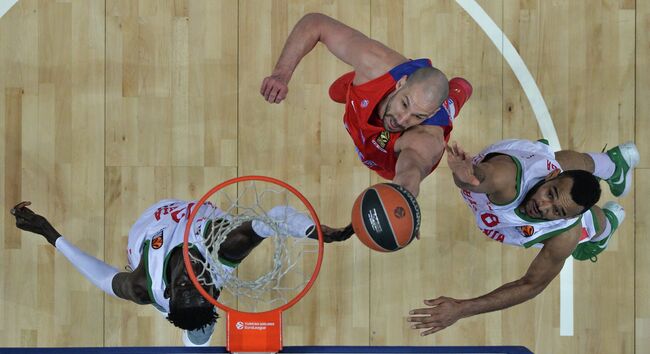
[406,67,449,108]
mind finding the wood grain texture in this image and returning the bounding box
[0,0,645,351]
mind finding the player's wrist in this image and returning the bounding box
[46,230,62,246]
[272,67,293,83]
[456,299,475,318]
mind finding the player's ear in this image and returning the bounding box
[395,75,408,90]
[544,169,561,181]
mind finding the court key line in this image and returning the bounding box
[454,0,573,336]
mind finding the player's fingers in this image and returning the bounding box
[456,144,467,158]
[420,327,444,336]
[424,297,446,306]
[10,201,31,214]
[260,77,269,95]
[407,314,433,323]
[268,88,279,103]
[275,87,288,103]
[452,142,461,156]
[11,207,33,218]
[409,308,433,316]
[470,176,481,186]
[274,92,284,103]
[410,318,444,329]
[262,81,275,101]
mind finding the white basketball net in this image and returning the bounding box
[188,180,320,313]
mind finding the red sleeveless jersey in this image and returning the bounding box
[328,59,454,180]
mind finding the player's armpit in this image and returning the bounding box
[112,272,151,304]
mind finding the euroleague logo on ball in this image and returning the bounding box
[394,206,405,218]
[235,321,244,330]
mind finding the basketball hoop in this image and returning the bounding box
[183,175,324,353]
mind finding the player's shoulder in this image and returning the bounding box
[353,51,410,84]
[540,218,582,259]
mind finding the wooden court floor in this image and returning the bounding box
[0,1,648,353]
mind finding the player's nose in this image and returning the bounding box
[396,112,410,125]
[538,200,552,214]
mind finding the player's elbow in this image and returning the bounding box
[302,12,329,22]
[520,276,550,300]
[299,13,328,36]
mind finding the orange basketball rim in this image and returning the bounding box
[182,175,324,353]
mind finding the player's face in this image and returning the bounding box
[382,84,440,133]
[168,251,218,305]
[520,177,584,220]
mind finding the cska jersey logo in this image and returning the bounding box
[151,229,164,249]
[373,131,390,152]
[518,225,535,237]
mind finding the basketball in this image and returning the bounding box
[351,183,421,252]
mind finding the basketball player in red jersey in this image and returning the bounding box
[261,13,472,198]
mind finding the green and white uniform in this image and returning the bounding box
[460,139,599,249]
[127,199,234,314]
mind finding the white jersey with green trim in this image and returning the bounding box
[460,139,583,249]
[126,199,234,314]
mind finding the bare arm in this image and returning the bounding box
[408,225,580,335]
[11,201,131,301]
[458,228,579,317]
[392,126,445,197]
[261,13,406,103]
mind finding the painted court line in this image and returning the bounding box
[454,0,573,336]
[0,0,18,19]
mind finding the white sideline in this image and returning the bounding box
[0,0,18,19]
[454,0,573,336]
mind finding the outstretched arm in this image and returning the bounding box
[407,225,580,335]
[393,126,445,197]
[261,13,406,103]
[11,201,126,299]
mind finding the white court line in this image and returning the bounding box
[0,0,18,19]
[454,0,573,336]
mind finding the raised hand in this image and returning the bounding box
[10,201,61,246]
[260,72,290,104]
[407,296,465,336]
[446,141,480,187]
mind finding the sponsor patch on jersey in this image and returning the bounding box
[518,225,535,237]
[151,229,164,249]
[372,131,390,152]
